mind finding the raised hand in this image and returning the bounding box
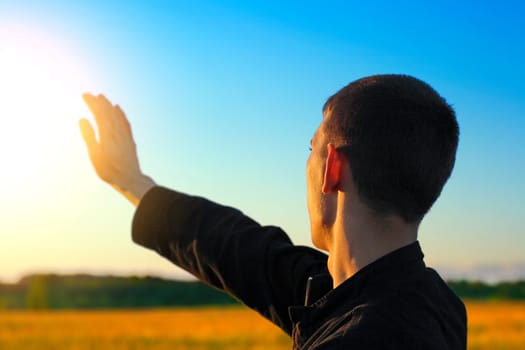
[79,93,155,206]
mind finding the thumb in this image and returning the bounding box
[79,118,98,153]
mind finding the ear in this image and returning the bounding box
[322,144,344,194]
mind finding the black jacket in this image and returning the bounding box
[132,186,467,349]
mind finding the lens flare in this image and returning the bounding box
[0,23,94,199]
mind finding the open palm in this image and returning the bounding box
[79,94,155,205]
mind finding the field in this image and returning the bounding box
[0,307,291,350]
[1,301,524,349]
[467,301,525,349]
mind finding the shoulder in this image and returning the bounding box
[311,291,463,350]
[310,303,429,349]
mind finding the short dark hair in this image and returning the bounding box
[323,74,459,222]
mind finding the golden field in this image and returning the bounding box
[0,301,524,349]
[0,307,291,350]
[467,301,525,349]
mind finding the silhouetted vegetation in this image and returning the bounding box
[0,274,239,310]
[448,280,525,300]
[1,275,524,310]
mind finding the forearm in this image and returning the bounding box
[131,186,329,334]
[132,186,292,292]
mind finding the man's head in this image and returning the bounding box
[307,74,459,247]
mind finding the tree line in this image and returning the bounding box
[0,274,238,310]
[0,274,524,310]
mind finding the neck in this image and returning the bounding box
[326,194,418,288]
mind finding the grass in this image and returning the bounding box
[1,301,524,349]
[467,300,525,349]
[0,307,291,350]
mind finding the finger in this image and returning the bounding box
[97,94,121,129]
[82,93,104,133]
[115,104,133,137]
[79,118,98,153]
[82,93,100,117]
[83,93,114,139]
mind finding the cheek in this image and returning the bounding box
[306,155,314,190]
[306,158,317,215]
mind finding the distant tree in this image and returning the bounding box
[26,275,49,309]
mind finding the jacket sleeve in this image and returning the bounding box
[131,186,329,334]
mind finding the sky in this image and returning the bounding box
[0,0,524,283]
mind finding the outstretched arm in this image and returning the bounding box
[79,94,330,334]
[79,93,156,206]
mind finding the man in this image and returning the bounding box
[80,74,467,349]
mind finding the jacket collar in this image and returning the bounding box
[289,241,425,325]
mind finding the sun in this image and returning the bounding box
[0,23,95,198]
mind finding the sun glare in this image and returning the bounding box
[0,24,94,200]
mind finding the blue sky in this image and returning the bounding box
[0,0,524,282]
